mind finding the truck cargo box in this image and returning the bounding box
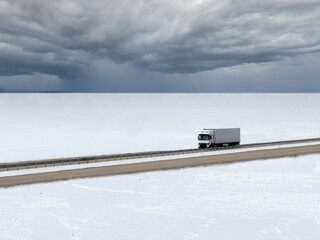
[214,128,240,144]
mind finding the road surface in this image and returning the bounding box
[1,144,319,188]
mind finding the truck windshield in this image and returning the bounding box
[198,134,211,140]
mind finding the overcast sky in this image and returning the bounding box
[0,0,320,92]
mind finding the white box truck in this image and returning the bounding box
[198,128,240,148]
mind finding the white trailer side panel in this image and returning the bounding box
[214,128,240,144]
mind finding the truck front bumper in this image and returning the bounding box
[198,143,209,148]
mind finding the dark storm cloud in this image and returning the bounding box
[0,0,320,79]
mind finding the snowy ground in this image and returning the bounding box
[1,94,320,239]
[0,94,319,163]
[1,154,320,240]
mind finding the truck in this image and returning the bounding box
[198,128,240,148]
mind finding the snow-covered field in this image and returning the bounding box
[0,94,319,163]
[1,94,320,239]
[1,154,320,240]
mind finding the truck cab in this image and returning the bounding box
[198,129,215,148]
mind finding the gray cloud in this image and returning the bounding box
[0,72,66,91]
[0,0,320,83]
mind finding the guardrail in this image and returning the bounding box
[1,137,320,172]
